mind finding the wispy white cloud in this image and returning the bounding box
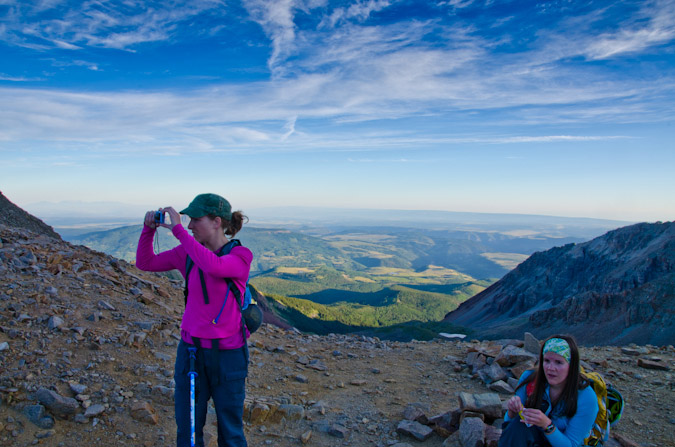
[347,157,425,163]
[0,1,672,157]
[320,0,391,28]
[487,135,630,144]
[529,0,675,62]
[243,0,300,72]
[439,0,478,9]
[0,0,227,51]
[52,39,82,50]
[583,0,675,60]
[281,116,297,141]
[0,73,44,82]
[0,66,659,155]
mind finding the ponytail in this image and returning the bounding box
[224,210,248,237]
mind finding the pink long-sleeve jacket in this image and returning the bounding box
[136,224,253,349]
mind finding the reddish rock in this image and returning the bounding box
[130,401,159,425]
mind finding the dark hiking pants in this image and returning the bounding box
[174,339,248,447]
[499,418,551,447]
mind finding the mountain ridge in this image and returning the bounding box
[0,192,61,240]
[443,221,675,345]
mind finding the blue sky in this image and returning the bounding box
[1,0,674,222]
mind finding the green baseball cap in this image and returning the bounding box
[180,193,232,220]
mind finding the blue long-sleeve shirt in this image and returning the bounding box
[505,370,599,447]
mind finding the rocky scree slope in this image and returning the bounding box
[0,193,61,240]
[444,221,674,345]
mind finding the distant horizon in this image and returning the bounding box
[3,186,671,225]
[12,194,645,244]
[18,196,638,224]
[2,1,674,223]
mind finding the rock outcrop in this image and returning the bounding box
[0,192,61,240]
[444,221,675,345]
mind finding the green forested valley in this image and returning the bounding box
[64,223,580,339]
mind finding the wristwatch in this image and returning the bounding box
[544,422,556,434]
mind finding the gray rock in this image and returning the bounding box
[458,392,503,420]
[69,383,87,395]
[466,351,488,374]
[428,409,461,436]
[0,342,8,351]
[44,286,58,296]
[295,374,309,383]
[87,312,103,322]
[523,332,540,355]
[48,316,65,330]
[396,420,434,441]
[22,405,55,429]
[638,358,670,371]
[129,287,143,296]
[510,361,535,381]
[310,401,326,416]
[477,362,508,384]
[36,387,79,417]
[442,432,462,447]
[152,385,173,398]
[20,251,37,265]
[327,423,349,438]
[35,429,56,439]
[488,380,514,394]
[97,300,116,311]
[84,404,106,418]
[273,404,304,422]
[485,424,502,447]
[403,404,428,424]
[134,321,155,331]
[494,345,537,367]
[308,359,327,371]
[621,347,648,356]
[154,351,172,362]
[459,417,485,447]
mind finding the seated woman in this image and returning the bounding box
[499,335,599,447]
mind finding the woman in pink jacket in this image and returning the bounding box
[136,193,252,447]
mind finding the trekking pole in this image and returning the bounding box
[188,347,198,447]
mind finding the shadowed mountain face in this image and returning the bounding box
[0,191,61,240]
[443,221,675,346]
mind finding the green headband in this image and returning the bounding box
[543,338,571,363]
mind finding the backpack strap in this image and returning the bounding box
[184,239,241,306]
[183,239,249,352]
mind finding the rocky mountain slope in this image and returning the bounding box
[0,192,61,240]
[443,221,675,346]
[0,203,673,446]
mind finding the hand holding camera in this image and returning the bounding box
[144,207,181,230]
